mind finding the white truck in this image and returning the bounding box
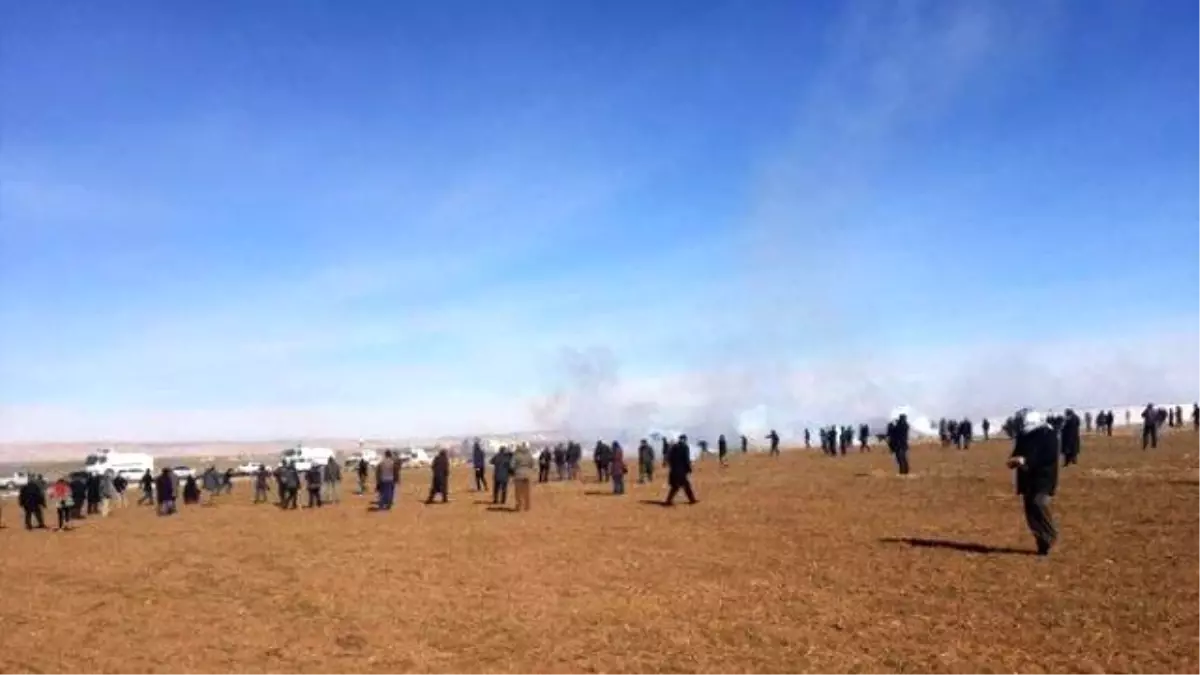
[84,449,155,480]
[278,446,336,472]
[2,471,30,491]
[344,448,381,469]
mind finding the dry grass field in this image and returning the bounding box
[1,431,1196,673]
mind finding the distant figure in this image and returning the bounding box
[553,444,567,481]
[183,475,201,505]
[305,465,323,508]
[323,459,342,505]
[426,449,450,504]
[660,438,670,469]
[1193,403,1199,432]
[981,418,990,441]
[375,452,396,510]
[112,473,128,507]
[222,468,235,495]
[1083,411,1093,433]
[959,418,973,450]
[356,458,369,495]
[858,424,870,452]
[472,440,488,492]
[717,434,728,467]
[1061,409,1081,466]
[637,439,655,484]
[1006,409,1060,556]
[740,434,748,454]
[491,447,512,505]
[49,478,74,530]
[767,430,780,456]
[887,415,911,476]
[156,469,177,516]
[1141,403,1158,449]
[664,435,697,506]
[18,479,46,530]
[610,442,628,495]
[281,463,300,509]
[594,441,611,483]
[804,428,811,449]
[537,447,552,483]
[510,444,535,511]
[253,465,271,504]
[138,469,155,505]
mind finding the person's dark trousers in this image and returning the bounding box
[307,488,322,508]
[286,488,299,510]
[474,468,488,491]
[1023,492,1057,555]
[1142,425,1157,449]
[376,482,396,510]
[894,451,910,475]
[493,479,509,505]
[24,508,45,530]
[664,476,696,505]
[639,462,654,484]
[254,486,268,503]
[87,500,99,515]
[57,506,71,529]
[426,479,448,504]
[538,465,550,483]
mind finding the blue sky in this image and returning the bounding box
[1,0,1196,442]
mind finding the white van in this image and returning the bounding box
[84,449,155,479]
[344,448,381,468]
[278,446,336,472]
[396,447,433,468]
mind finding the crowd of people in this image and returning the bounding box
[5,401,1196,559]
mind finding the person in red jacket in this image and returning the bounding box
[48,478,74,531]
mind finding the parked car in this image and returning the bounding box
[171,466,196,480]
[2,471,29,491]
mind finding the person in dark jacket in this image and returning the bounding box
[981,417,991,441]
[472,440,489,491]
[323,460,342,504]
[155,469,177,516]
[85,473,102,515]
[1193,403,1199,432]
[660,438,670,469]
[887,415,911,476]
[740,434,749,454]
[281,463,300,510]
[70,474,87,519]
[491,447,512,505]
[183,475,201,505]
[138,469,155,505]
[1060,409,1082,466]
[717,434,728,467]
[356,458,369,495]
[858,424,870,452]
[305,465,324,508]
[637,439,655,484]
[1006,408,1060,556]
[664,435,697,505]
[537,447,552,483]
[1141,403,1158,449]
[253,465,271,503]
[426,450,450,504]
[553,444,567,481]
[18,479,46,530]
[767,429,780,456]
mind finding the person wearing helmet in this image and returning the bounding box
[1006,408,1060,556]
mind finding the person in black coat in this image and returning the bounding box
[18,480,46,530]
[426,450,450,504]
[1060,409,1082,466]
[155,469,177,516]
[1006,409,1060,556]
[664,435,697,506]
[887,415,911,475]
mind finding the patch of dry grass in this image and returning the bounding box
[1,432,1196,673]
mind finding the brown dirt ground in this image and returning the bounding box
[1,431,1197,674]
